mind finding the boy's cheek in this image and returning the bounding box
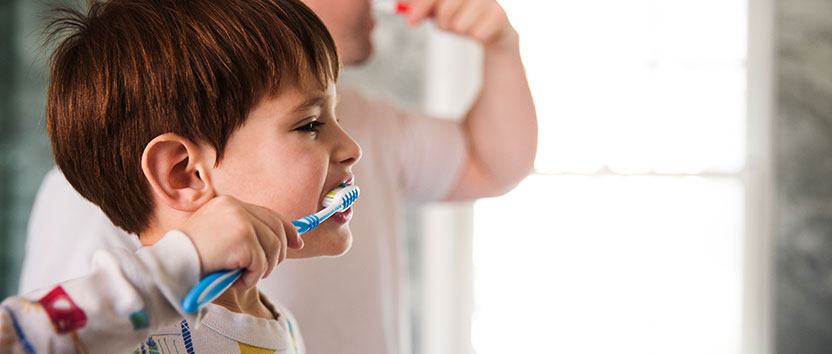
[277,189,324,219]
[277,163,328,213]
[237,174,323,218]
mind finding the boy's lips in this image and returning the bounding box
[330,206,353,224]
[317,175,356,211]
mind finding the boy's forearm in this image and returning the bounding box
[0,231,201,353]
[461,31,538,195]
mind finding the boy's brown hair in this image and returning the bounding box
[45,0,340,234]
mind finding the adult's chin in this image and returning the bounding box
[342,40,374,66]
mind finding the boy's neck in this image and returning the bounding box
[212,286,276,320]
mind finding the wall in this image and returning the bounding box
[775,0,832,353]
[0,0,53,298]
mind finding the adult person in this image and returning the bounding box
[20,0,537,353]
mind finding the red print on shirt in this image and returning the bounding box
[38,286,88,334]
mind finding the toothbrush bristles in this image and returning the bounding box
[321,185,359,210]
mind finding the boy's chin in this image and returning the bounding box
[287,230,352,259]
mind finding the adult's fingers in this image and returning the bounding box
[407,0,438,26]
[449,0,485,35]
[435,0,465,30]
[469,4,506,44]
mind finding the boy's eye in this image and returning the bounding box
[295,121,326,133]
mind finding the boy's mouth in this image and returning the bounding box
[330,206,354,224]
[317,175,356,212]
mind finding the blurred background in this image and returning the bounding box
[1,0,831,353]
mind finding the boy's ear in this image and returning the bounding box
[141,133,215,212]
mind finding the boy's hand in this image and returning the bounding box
[180,195,303,289]
[405,0,519,50]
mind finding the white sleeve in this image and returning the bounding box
[1,231,202,353]
[395,108,467,202]
[19,167,141,294]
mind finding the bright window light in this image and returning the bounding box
[473,176,742,353]
[503,0,747,174]
[472,0,748,353]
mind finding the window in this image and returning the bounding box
[469,1,768,353]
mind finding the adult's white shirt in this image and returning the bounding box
[19,86,466,354]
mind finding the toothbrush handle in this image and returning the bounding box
[291,216,319,234]
[291,207,338,234]
[183,214,328,313]
[182,268,243,313]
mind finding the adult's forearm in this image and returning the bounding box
[462,31,538,192]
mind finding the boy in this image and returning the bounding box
[0,0,360,352]
[21,0,539,351]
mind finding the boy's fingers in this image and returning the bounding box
[235,258,261,289]
[242,202,293,252]
[249,217,279,279]
[239,271,259,289]
[279,231,288,266]
[242,203,299,276]
[241,203,286,234]
[244,202,303,250]
[241,238,268,288]
[281,217,303,250]
[271,219,288,269]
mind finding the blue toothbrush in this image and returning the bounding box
[182,184,359,314]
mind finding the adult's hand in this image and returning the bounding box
[406,0,519,50]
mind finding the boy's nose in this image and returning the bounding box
[334,128,362,167]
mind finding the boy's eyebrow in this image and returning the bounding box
[290,94,330,112]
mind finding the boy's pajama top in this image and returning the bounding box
[1,231,304,354]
